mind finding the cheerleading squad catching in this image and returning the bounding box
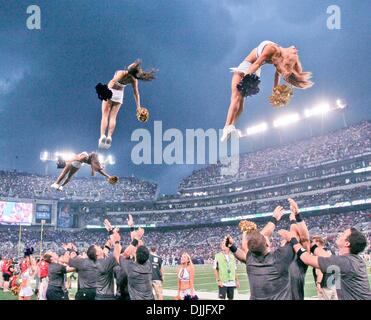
[1,199,369,300]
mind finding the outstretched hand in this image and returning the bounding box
[127,214,134,228]
[103,219,113,232]
[224,235,234,248]
[272,206,284,221]
[288,198,299,215]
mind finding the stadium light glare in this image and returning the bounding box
[55,151,75,161]
[246,122,268,136]
[336,99,347,109]
[273,113,300,128]
[40,151,49,162]
[107,155,116,165]
[304,103,330,118]
[98,154,104,163]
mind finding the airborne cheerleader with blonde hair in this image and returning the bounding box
[221,40,313,142]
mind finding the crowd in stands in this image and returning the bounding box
[180,121,371,189]
[0,172,157,202]
[1,210,369,263]
[80,185,371,226]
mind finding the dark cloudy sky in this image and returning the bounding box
[0,0,370,194]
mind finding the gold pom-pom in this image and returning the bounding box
[108,176,119,185]
[269,85,293,108]
[136,106,150,122]
[239,220,257,234]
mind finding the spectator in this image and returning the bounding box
[149,246,164,300]
[213,239,239,300]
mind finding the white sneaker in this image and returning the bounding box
[58,186,64,191]
[98,135,107,149]
[105,136,112,149]
[51,183,60,190]
[220,125,237,143]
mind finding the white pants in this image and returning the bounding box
[38,277,48,300]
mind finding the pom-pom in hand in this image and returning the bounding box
[239,220,257,234]
[136,106,150,122]
[107,176,119,185]
[269,85,293,107]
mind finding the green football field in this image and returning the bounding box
[1,263,370,300]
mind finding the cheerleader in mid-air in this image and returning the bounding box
[50,151,118,191]
[95,60,157,149]
[221,40,313,142]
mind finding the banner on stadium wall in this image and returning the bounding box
[35,204,52,224]
[0,200,33,225]
[57,204,76,228]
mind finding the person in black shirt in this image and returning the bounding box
[149,246,164,300]
[67,244,98,300]
[95,223,121,300]
[283,227,371,300]
[122,228,154,300]
[45,251,74,300]
[226,205,299,300]
[286,198,311,300]
[311,236,337,300]
[114,255,130,300]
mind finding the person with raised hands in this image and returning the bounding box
[94,219,122,300]
[285,198,311,300]
[311,236,338,300]
[225,205,298,300]
[279,227,371,300]
[122,227,154,300]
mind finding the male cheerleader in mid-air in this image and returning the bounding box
[50,151,118,191]
[95,60,157,149]
[221,40,313,142]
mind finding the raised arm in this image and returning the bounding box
[123,227,144,258]
[278,230,320,269]
[110,230,122,264]
[225,235,247,263]
[288,198,310,251]
[261,206,284,238]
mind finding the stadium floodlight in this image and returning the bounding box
[107,155,116,165]
[246,122,268,136]
[55,151,75,161]
[40,151,49,162]
[304,103,330,118]
[336,99,348,110]
[98,154,104,163]
[273,113,300,128]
